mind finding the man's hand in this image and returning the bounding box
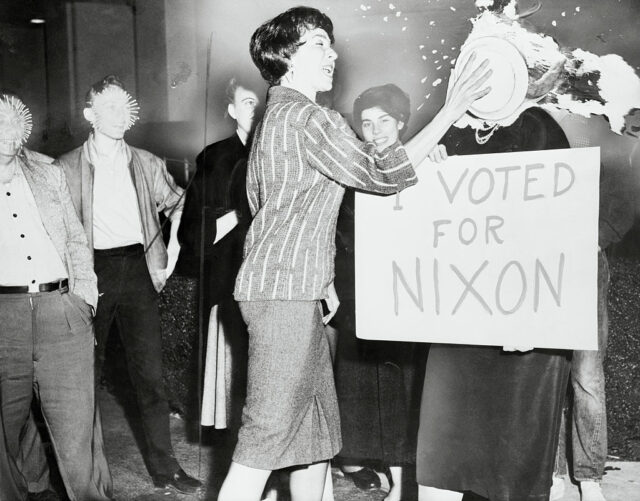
[165,230,180,279]
[322,281,340,325]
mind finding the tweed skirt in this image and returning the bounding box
[233,300,342,470]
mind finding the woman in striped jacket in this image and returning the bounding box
[217,6,491,501]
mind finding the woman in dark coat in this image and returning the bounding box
[416,107,572,501]
[334,84,427,501]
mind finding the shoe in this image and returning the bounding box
[550,475,565,501]
[152,468,202,494]
[27,490,60,501]
[344,467,381,490]
[580,481,606,501]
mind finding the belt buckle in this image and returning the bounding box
[28,283,39,293]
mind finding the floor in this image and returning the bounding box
[97,390,640,501]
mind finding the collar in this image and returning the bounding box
[0,156,20,183]
[84,134,132,167]
[266,85,315,106]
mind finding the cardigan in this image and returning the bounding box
[234,86,417,302]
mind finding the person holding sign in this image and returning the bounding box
[217,6,491,501]
[333,84,425,501]
[416,36,573,501]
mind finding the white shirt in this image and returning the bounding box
[87,138,144,250]
[0,161,68,290]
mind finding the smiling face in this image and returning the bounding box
[360,106,404,151]
[285,27,337,100]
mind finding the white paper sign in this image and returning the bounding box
[354,147,600,350]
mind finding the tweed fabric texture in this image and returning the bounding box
[233,300,341,470]
[18,149,98,308]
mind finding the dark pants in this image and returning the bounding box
[93,244,178,478]
[0,289,112,501]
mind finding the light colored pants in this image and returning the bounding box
[556,251,609,481]
[0,290,113,500]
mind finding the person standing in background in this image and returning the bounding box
[0,93,113,501]
[333,83,426,501]
[178,76,259,429]
[56,75,200,495]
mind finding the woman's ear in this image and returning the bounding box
[83,107,95,124]
[228,103,237,121]
[397,120,405,132]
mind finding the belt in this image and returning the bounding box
[0,278,69,294]
[94,243,144,257]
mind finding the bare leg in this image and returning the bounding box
[289,461,329,501]
[321,465,334,501]
[418,485,463,501]
[218,461,271,501]
[385,466,403,501]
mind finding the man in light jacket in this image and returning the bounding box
[0,93,113,501]
[56,75,200,494]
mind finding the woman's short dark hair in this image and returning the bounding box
[250,6,334,86]
[85,75,126,107]
[352,84,411,138]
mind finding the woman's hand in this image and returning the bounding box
[428,144,448,163]
[323,281,340,325]
[443,52,493,123]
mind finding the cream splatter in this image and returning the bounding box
[432,78,443,87]
[453,9,640,134]
[388,3,395,9]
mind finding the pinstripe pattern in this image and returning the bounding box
[234,86,417,301]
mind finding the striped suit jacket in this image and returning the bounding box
[234,86,417,302]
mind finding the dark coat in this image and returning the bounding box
[177,133,250,306]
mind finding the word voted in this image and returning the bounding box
[391,254,566,317]
[436,162,575,205]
